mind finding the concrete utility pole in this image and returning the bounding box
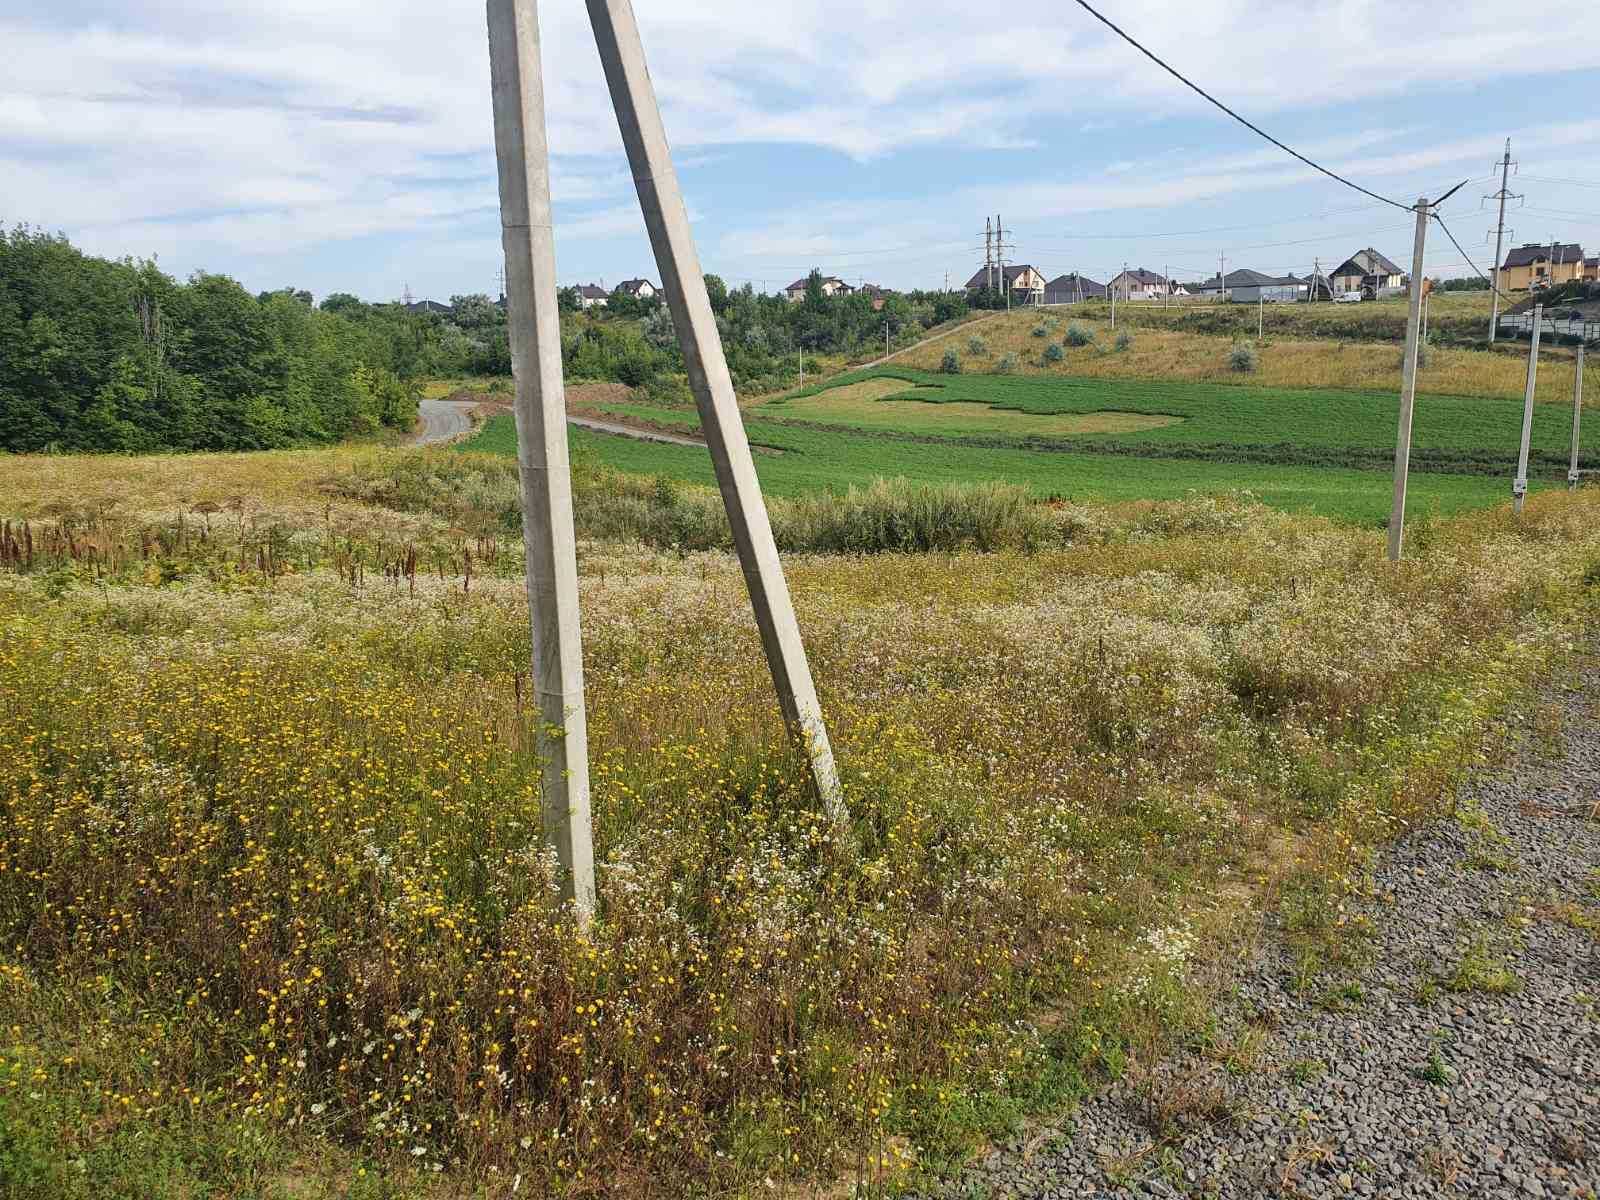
[1514,304,1544,515]
[1218,253,1227,303]
[585,0,848,829]
[1486,139,1518,343]
[486,0,597,917]
[1388,197,1432,562]
[1570,345,1586,490]
[1258,293,1264,340]
[984,217,993,295]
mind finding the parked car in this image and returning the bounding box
[1334,292,1363,304]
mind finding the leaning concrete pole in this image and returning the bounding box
[486,0,597,917]
[1388,198,1430,562]
[1513,305,1544,515]
[584,0,848,831]
[1570,345,1586,491]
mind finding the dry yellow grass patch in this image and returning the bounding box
[782,378,1183,436]
[908,312,1590,404]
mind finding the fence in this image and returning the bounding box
[1498,311,1600,345]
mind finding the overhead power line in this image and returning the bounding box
[1070,0,1410,212]
[1520,175,1600,191]
[1431,213,1510,304]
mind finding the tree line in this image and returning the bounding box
[2,223,970,454]
[444,270,969,396]
[1,226,425,454]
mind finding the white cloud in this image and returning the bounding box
[2,0,1597,296]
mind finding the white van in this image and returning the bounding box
[1334,291,1363,304]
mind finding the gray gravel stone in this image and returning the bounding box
[916,666,1600,1199]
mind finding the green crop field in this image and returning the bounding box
[462,365,1589,524]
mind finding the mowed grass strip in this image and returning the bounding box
[777,378,1183,437]
[466,413,1539,525]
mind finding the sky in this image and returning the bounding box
[4,1,1600,304]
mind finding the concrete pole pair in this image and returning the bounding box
[486,0,847,918]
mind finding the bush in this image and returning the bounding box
[1065,323,1093,347]
[1229,344,1258,373]
[996,353,1018,374]
[1042,342,1065,365]
[940,348,961,375]
[1031,323,1050,338]
[967,335,988,356]
[1115,333,1133,353]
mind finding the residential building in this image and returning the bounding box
[784,273,853,302]
[1107,267,1179,301]
[1193,269,1308,303]
[576,284,609,310]
[859,283,894,311]
[1498,243,1586,291]
[405,299,452,316]
[1586,257,1599,283]
[1043,273,1107,304]
[963,263,1046,305]
[1329,249,1406,299]
[617,278,658,300]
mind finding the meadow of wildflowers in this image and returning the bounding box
[1,447,1596,1197]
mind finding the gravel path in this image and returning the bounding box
[932,664,1600,1199]
[414,398,475,445]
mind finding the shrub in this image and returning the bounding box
[940,348,961,375]
[1115,332,1133,353]
[1042,342,1065,365]
[967,335,989,356]
[1065,323,1093,347]
[1229,344,1258,373]
[1031,323,1050,338]
[996,353,1018,374]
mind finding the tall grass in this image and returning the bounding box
[3,445,1599,1196]
[322,449,1058,554]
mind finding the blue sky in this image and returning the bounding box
[4,0,1599,303]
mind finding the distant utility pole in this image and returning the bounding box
[402,283,415,306]
[984,217,993,295]
[1570,345,1586,491]
[1163,263,1169,308]
[1486,139,1520,343]
[1514,304,1544,515]
[995,214,1013,311]
[1389,197,1433,562]
[1258,293,1264,340]
[1218,253,1227,303]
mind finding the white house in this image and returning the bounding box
[784,273,853,302]
[1330,249,1405,299]
[575,284,609,310]
[617,278,658,300]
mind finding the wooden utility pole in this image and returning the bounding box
[1569,344,1586,490]
[585,0,848,829]
[486,0,597,917]
[1514,304,1544,515]
[1388,198,1431,562]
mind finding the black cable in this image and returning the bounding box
[1070,0,1410,213]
